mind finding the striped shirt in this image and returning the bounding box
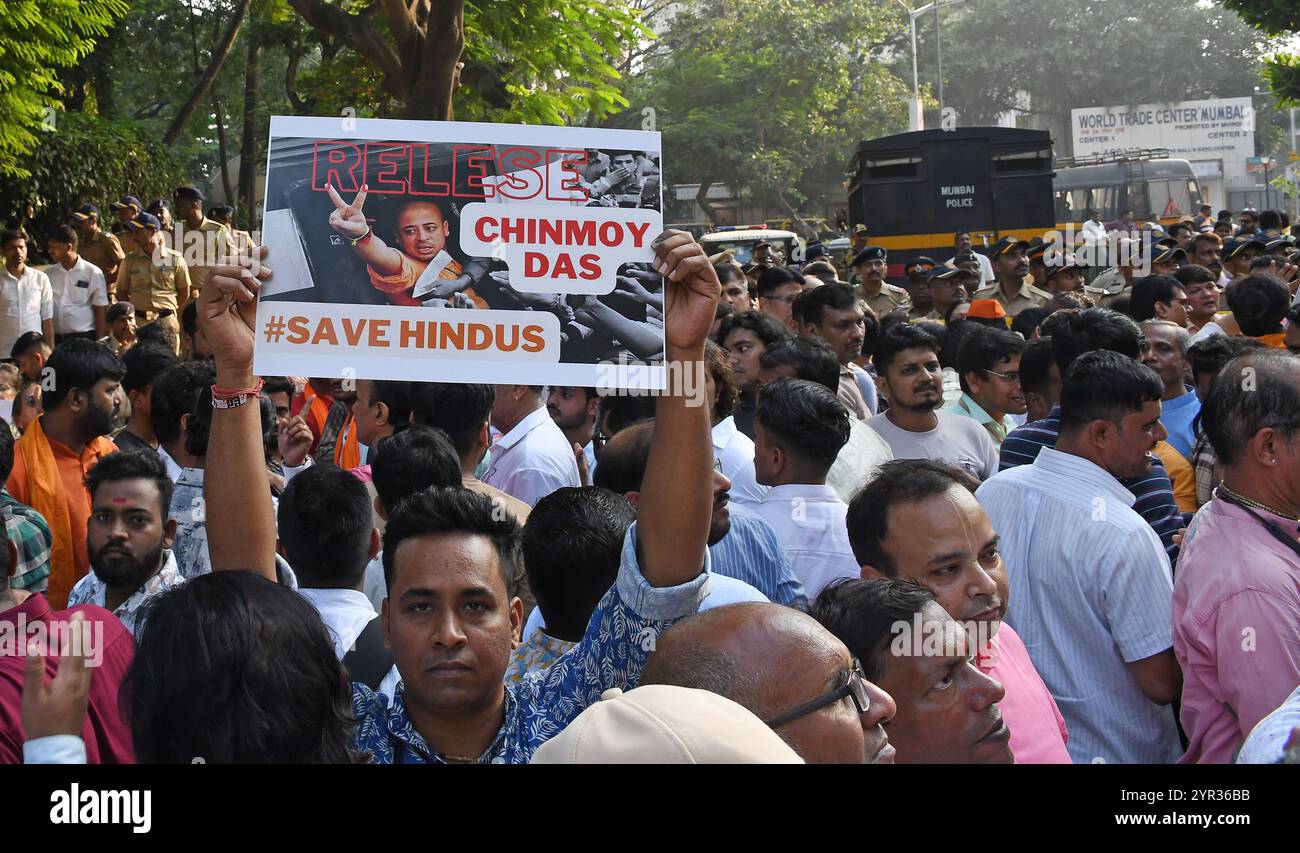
[976,447,1182,764]
[999,404,1185,564]
[710,504,807,606]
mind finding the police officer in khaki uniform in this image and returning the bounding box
[173,185,235,302]
[70,204,125,286]
[108,196,142,236]
[1084,236,1142,308]
[852,246,910,318]
[971,237,1049,317]
[903,257,936,320]
[114,212,191,353]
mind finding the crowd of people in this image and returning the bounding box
[0,190,1297,765]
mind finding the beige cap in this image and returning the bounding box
[530,686,803,764]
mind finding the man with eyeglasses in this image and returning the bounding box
[641,601,897,763]
[848,460,1071,762]
[812,579,1015,764]
[943,326,1026,447]
[755,266,802,331]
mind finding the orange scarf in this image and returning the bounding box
[334,416,361,470]
[301,383,332,434]
[19,418,115,608]
[1255,331,1287,349]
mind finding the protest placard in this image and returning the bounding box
[254,116,665,389]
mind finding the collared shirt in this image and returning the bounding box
[709,503,807,606]
[849,362,878,415]
[0,594,136,764]
[505,628,576,684]
[78,229,125,285]
[157,446,183,483]
[860,282,911,319]
[67,549,183,640]
[114,247,192,311]
[944,392,1017,445]
[1081,219,1108,243]
[1191,429,1216,507]
[971,279,1050,317]
[350,521,709,763]
[976,447,1182,764]
[1237,685,1300,764]
[1159,388,1200,460]
[978,623,1071,764]
[1153,440,1198,514]
[755,483,858,598]
[97,333,134,358]
[45,256,109,335]
[712,415,767,509]
[825,418,894,504]
[1173,494,1300,763]
[1000,404,1185,564]
[179,217,236,296]
[0,265,53,357]
[483,405,581,507]
[837,364,870,420]
[865,410,999,481]
[298,587,378,660]
[1,489,51,591]
[1085,267,1129,306]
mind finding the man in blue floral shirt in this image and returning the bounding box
[199,228,722,764]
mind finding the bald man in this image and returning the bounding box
[640,602,896,763]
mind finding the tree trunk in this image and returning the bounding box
[214,94,235,205]
[400,1,465,119]
[776,190,816,240]
[237,34,262,231]
[696,182,724,226]
[164,0,253,145]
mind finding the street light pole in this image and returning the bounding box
[898,0,964,131]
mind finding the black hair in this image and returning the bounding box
[1129,275,1185,323]
[370,424,462,513]
[1058,349,1163,433]
[714,263,745,286]
[409,382,494,460]
[592,420,653,494]
[149,360,215,445]
[48,224,78,248]
[756,266,800,298]
[716,309,791,349]
[1109,294,1132,317]
[127,571,359,763]
[1173,264,1217,288]
[121,343,176,396]
[1050,307,1141,373]
[704,339,738,419]
[135,321,179,354]
[801,260,839,281]
[1225,274,1290,337]
[184,387,215,458]
[278,463,374,588]
[1203,350,1300,466]
[1166,222,1192,239]
[595,392,655,440]
[1259,209,1282,231]
[873,323,940,373]
[382,486,520,592]
[181,301,198,338]
[365,379,415,429]
[1010,307,1048,340]
[41,338,126,411]
[758,336,839,393]
[522,487,633,641]
[1019,337,1057,398]
[0,415,14,483]
[262,375,295,397]
[845,460,978,576]
[809,578,937,682]
[1187,335,1266,383]
[85,448,173,517]
[955,326,1025,395]
[755,378,850,470]
[793,282,857,328]
[1,228,27,248]
[10,331,48,361]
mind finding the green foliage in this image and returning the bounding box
[1263,52,1300,105]
[633,0,911,217]
[1223,0,1300,104]
[0,111,188,241]
[0,0,129,177]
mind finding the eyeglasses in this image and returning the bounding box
[982,369,1020,384]
[764,658,872,728]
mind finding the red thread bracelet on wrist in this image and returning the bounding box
[211,378,265,400]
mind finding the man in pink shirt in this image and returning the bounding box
[849,458,1071,763]
[1174,350,1300,763]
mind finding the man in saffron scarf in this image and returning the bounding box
[6,340,124,607]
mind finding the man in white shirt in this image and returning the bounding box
[278,463,392,687]
[866,324,999,481]
[757,336,893,501]
[705,340,766,508]
[945,231,994,285]
[1080,209,1107,245]
[975,350,1183,764]
[485,384,581,506]
[0,229,54,359]
[753,378,857,598]
[44,225,109,343]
